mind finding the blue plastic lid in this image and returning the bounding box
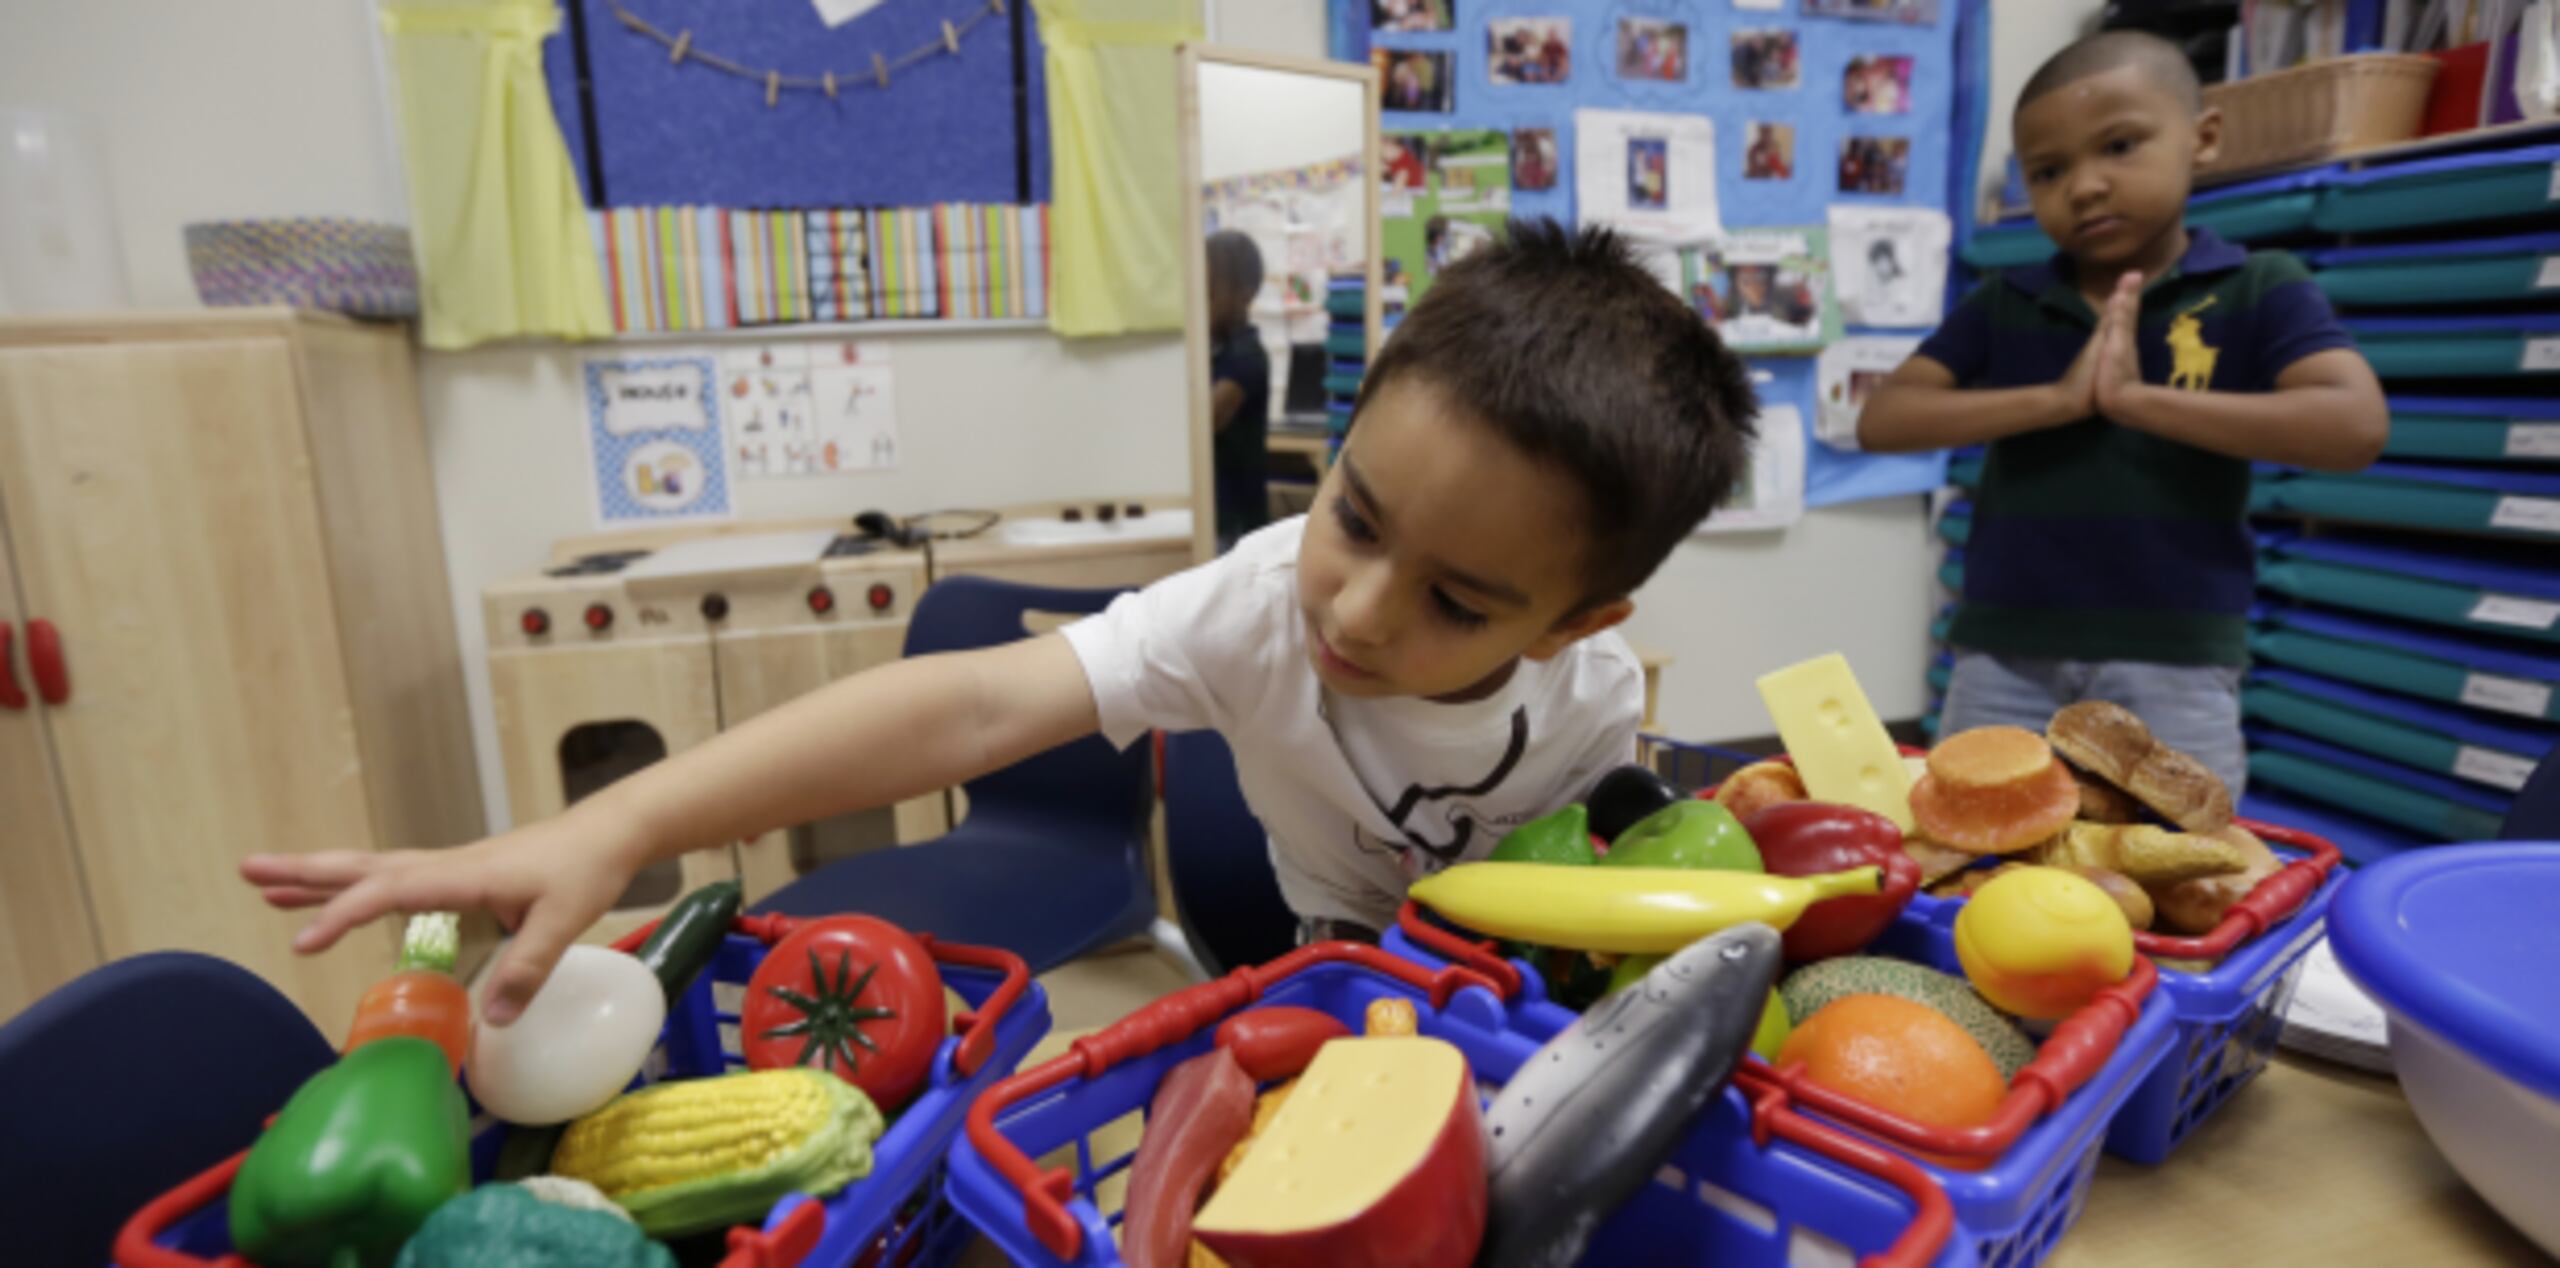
[2329,843,2560,1100]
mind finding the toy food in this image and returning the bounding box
[1603,799,1762,872]
[1407,862,1882,955]
[2027,822,2248,885]
[467,944,665,1126]
[1215,1007,1351,1081]
[390,1183,673,1268]
[1583,764,1683,842]
[2046,700,2234,832]
[344,914,470,1071]
[1778,995,2007,1156]
[1746,802,1922,961]
[551,1068,884,1237]
[633,881,743,1008]
[1124,1048,1257,1268]
[2156,824,2282,935]
[1778,956,2035,1079]
[1193,1038,1486,1268]
[1600,953,1791,1060]
[1755,653,1916,831]
[230,1035,470,1268]
[1908,727,2081,855]
[1954,867,2136,1019]
[1489,803,1598,866]
[2062,865,2155,931]
[1903,838,1977,887]
[1219,1081,1299,1186]
[1713,760,1808,823]
[741,915,945,1112]
[1364,997,1419,1037]
[2072,770,2144,825]
[1478,924,1780,1268]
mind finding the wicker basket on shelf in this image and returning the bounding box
[2200,53,2440,176]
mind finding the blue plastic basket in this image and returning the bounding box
[1385,915,2176,1268]
[119,915,1051,1268]
[948,942,1970,1267]
[1879,818,2344,1166]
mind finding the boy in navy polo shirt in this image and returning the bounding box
[1861,31,2387,793]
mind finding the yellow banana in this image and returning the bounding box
[1409,863,1883,954]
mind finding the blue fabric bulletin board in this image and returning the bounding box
[545,0,1049,209]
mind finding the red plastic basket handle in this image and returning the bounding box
[965,941,1501,1261]
[2130,819,2341,960]
[918,934,1032,1078]
[718,1197,823,1268]
[112,1151,249,1268]
[1394,899,1524,998]
[1735,1067,1956,1268]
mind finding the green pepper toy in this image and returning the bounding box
[1603,800,1763,873]
[230,1035,472,1268]
[1489,803,1598,866]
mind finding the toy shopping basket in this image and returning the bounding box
[1879,819,2344,1164]
[1391,901,2174,1268]
[949,940,1971,1267]
[115,914,1050,1268]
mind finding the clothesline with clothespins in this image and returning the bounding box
[607,0,1008,106]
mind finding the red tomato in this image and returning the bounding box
[742,916,946,1111]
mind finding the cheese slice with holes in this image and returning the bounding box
[1756,653,1915,832]
[1192,1037,1486,1268]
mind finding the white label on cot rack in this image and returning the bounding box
[2454,745,2536,792]
[2539,256,2560,289]
[2469,592,2560,630]
[2550,161,2560,201]
[2462,673,2554,718]
[2490,495,2560,532]
[2526,338,2560,372]
[2511,423,2560,458]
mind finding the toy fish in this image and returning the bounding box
[1476,923,1782,1268]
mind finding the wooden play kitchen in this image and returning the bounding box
[480,499,1196,940]
[0,311,482,1027]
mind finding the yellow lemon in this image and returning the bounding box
[1953,866,2135,1020]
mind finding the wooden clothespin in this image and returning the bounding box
[991,0,1007,15]
[764,70,780,107]
[668,30,691,64]
[874,51,890,87]
[822,71,838,98]
[942,19,960,54]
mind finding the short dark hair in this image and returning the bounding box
[1204,230,1264,303]
[2018,30,2202,115]
[1353,219,1757,601]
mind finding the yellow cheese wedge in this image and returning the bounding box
[1193,1038,1486,1267]
[1755,653,1914,832]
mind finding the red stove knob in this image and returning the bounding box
[583,603,614,631]
[867,583,894,612]
[808,586,836,614]
[520,608,551,636]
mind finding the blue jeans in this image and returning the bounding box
[1941,652,2248,798]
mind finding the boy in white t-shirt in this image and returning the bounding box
[244,221,1760,1024]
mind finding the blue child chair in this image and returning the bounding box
[752,577,1159,974]
[1161,729,1299,976]
[0,952,336,1266]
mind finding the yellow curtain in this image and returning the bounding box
[380,0,610,348]
[1032,0,1201,337]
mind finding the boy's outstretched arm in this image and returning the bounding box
[242,633,1100,1023]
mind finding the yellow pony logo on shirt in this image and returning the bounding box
[2167,296,2220,391]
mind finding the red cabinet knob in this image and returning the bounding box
[0,622,24,711]
[807,586,836,615]
[26,619,66,706]
[584,603,614,631]
[867,584,894,612]
[520,608,551,636]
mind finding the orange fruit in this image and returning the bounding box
[1777,994,2009,1169]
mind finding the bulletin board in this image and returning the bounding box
[1338,0,1985,510]
[544,0,1050,210]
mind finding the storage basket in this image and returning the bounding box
[183,218,419,318]
[2199,54,2439,176]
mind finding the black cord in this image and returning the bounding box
[903,509,1003,541]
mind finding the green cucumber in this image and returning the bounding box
[635,880,742,1008]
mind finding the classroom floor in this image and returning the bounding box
[952,944,1197,1266]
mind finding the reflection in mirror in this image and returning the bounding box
[1188,56,1377,555]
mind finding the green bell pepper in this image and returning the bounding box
[1489,803,1597,866]
[1604,799,1762,873]
[230,1035,472,1268]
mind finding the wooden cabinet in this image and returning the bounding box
[0,311,483,1026]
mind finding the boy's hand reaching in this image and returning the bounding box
[241,807,648,1026]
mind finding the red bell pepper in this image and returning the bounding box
[1745,803,1921,962]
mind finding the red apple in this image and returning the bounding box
[1193,1037,1487,1268]
[1745,802,1921,961]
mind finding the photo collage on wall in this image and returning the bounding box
[1353,0,1962,512]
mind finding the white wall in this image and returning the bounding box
[1206,0,1329,61]
[1981,0,2107,210]
[1198,63,1366,182]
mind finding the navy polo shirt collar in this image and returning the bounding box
[2000,226,2247,310]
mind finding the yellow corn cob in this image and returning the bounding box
[550,1068,884,1237]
